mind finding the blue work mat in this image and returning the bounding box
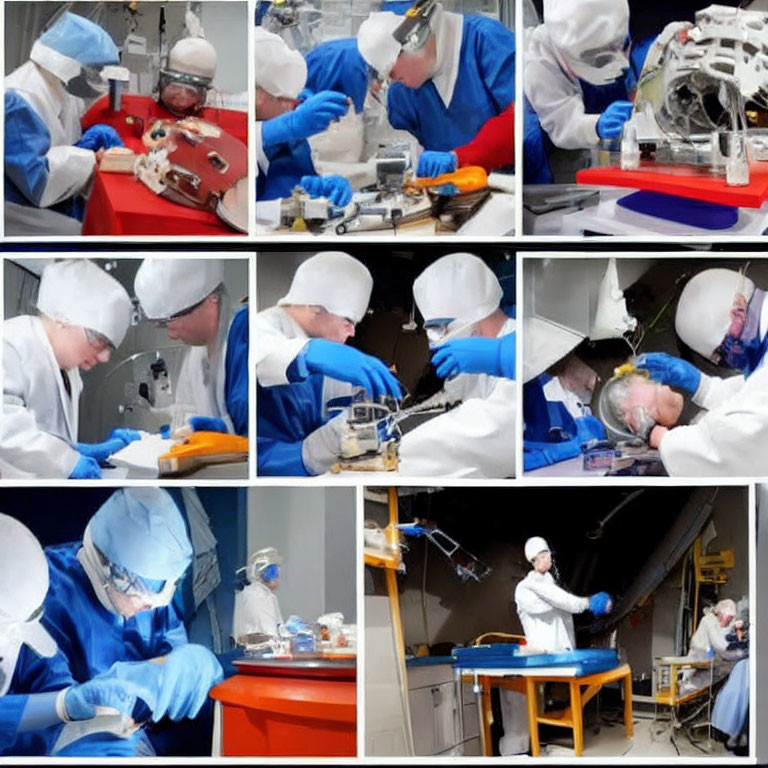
[452,645,620,676]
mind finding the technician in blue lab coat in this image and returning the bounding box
[356,5,514,176]
[0,514,148,757]
[134,258,248,437]
[5,12,123,235]
[256,251,402,476]
[41,488,224,756]
[255,27,353,206]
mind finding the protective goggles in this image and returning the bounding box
[158,70,211,116]
[424,317,474,346]
[84,327,115,352]
[577,35,629,69]
[148,296,208,327]
[106,560,177,608]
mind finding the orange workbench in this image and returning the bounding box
[209,668,357,756]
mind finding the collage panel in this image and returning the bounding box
[255,0,515,237]
[1,253,250,480]
[0,484,357,758]
[521,2,768,237]
[256,246,515,478]
[364,484,753,759]
[4,1,249,238]
[522,252,768,479]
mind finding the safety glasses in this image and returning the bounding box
[150,296,207,328]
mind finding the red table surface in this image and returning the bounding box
[209,673,356,757]
[577,162,768,209]
[81,94,248,235]
[82,171,242,236]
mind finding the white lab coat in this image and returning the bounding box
[514,570,590,654]
[255,305,311,387]
[658,366,768,476]
[1,315,82,478]
[681,613,744,694]
[5,61,94,234]
[232,581,283,641]
[524,25,601,150]
[398,318,517,478]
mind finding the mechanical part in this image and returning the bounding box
[135,118,247,218]
[396,520,492,582]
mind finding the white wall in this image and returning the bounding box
[246,487,357,623]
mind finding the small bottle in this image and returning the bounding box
[620,123,640,171]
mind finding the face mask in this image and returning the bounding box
[629,405,655,441]
[711,288,766,375]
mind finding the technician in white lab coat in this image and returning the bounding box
[499,537,612,756]
[398,252,516,478]
[525,0,634,151]
[256,251,402,476]
[232,547,284,642]
[133,258,249,437]
[1,260,136,480]
[636,268,768,476]
[514,536,612,654]
[5,12,124,235]
[681,599,747,695]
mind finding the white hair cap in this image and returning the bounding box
[0,513,57,694]
[37,260,132,348]
[134,258,224,320]
[544,0,629,59]
[254,27,307,99]
[168,37,217,81]
[357,11,403,77]
[413,253,502,324]
[675,269,755,360]
[524,536,550,563]
[278,251,373,324]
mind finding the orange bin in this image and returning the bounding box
[209,659,356,757]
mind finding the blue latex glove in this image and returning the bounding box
[635,352,701,394]
[108,428,142,445]
[153,644,224,722]
[304,339,402,399]
[261,90,348,145]
[596,100,633,139]
[65,677,145,721]
[284,615,309,634]
[68,455,102,479]
[417,150,457,178]
[431,333,516,380]
[589,592,613,617]
[189,416,228,433]
[76,124,124,151]
[300,174,353,207]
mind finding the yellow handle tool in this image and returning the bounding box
[158,431,249,476]
[408,165,488,194]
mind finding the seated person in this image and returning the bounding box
[599,369,684,442]
[82,35,248,151]
[680,599,747,696]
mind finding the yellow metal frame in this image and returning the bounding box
[692,537,734,633]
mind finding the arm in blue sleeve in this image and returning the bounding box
[17,691,62,733]
[475,20,515,112]
[257,436,311,476]
[225,307,249,436]
[5,91,51,205]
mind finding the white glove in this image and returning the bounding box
[301,410,348,475]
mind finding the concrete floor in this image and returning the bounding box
[538,716,731,758]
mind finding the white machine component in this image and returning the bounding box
[627,4,768,185]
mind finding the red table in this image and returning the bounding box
[577,162,768,208]
[81,94,248,236]
[82,171,243,236]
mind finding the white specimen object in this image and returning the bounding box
[590,258,638,341]
[725,131,750,186]
[620,123,640,170]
